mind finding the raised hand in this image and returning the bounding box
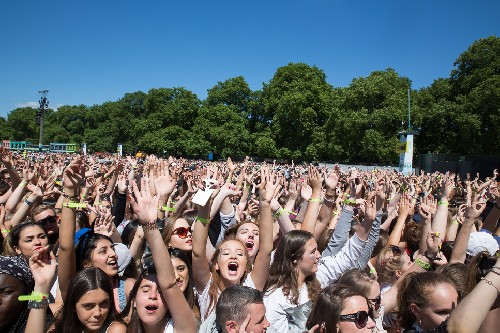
[29,246,57,292]
[324,168,339,191]
[259,165,279,203]
[130,178,160,224]
[154,160,177,197]
[93,208,115,238]
[308,165,322,192]
[63,157,85,191]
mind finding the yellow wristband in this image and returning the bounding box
[309,198,321,203]
[197,217,210,225]
[63,202,87,208]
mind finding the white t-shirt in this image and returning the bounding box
[163,318,174,333]
[264,234,366,332]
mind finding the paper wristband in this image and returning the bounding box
[19,292,49,301]
[63,202,87,208]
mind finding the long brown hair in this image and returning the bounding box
[264,230,321,305]
[206,239,252,318]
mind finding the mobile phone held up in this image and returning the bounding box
[192,178,218,206]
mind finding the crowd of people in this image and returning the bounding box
[0,146,498,333]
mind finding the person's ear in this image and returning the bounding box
[82,260,92,268]
[409,303,421,322]
[215,262,220,271]
[14,247,22,255]
[225,320,238,333]
[395,270,402,279]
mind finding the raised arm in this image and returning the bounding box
[432,174,453,243]
[192,180,218,293]
[58,157,84,299]
[25,246,57,333]
[450,196,486,264]
[130,178,197,333]
[301,165,323,236]
[250,166,275,291]
[447,258,500,333]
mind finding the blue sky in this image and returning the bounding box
[1,0,498,118]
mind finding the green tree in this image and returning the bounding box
[261,63,335,158]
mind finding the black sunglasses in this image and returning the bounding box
[390,245,402,256]
[339,309,373,328]
[37,215,57,227]
[368,295,382,310]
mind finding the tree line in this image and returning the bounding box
[1,36,498,163]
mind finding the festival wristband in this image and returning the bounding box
[415,257,431,270]
[159,205,176,212]
[63,202,87,208]
[197,217,210,225]
[438,200,448,206]
[309,198,322,202]
[19,292,49,302]
[274,208,285,218]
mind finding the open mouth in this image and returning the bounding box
[245,240,254,251]
[145,304,158,314]
[107,259,117,268]
[228,262,239,275]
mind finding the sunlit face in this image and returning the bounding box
[135,274,168,327]
[169,218,192,251]
[86,239,118,277]
[171,257,189,292]
[297,238,321,277]
[0,274,26,329]
[241,303,270,333]
[215,240,248,286]
[75,288,111,332]
[412,283,458,331]
[236,223,260,260]
[338,295,376,333]
[14,225,49,259]
[33,209,59,236]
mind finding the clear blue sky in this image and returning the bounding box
[1,0,498,118]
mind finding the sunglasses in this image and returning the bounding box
[37,215,57,227]
[390,245,402,256]
[368,295,382,311]
[339,309,373,328]
[172,227,192,239]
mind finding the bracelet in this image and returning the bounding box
[370,267,376,275]
[284,209,294,215]
[309,198,322,203]
[452,220,461,225]
[19,291,49,302]
[323,196,335,203]
[24,199,33,206]
[415,257,432,270]
[63,202,87,208]
[273,208,285,218]
[141,220,158,232]
[28,297,49,309]
[481,277,500,294]
[197,217,210,225]
[244,185,251,189]
[438,200,448,206]
[1,229,10,234]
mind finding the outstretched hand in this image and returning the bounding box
[129,178,160,225]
